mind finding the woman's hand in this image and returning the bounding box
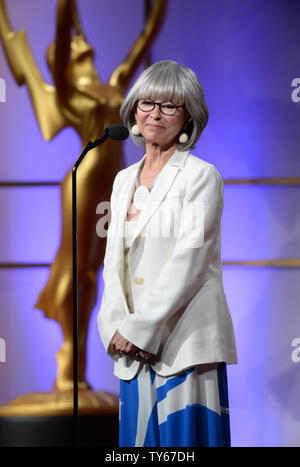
[110,330,158,364]
[110,329,135,354]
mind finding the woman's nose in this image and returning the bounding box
[150,103,161,119]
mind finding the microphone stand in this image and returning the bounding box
[72,133,108,447]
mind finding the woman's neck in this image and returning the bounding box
[144,142,176,171]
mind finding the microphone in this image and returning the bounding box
[105,124,129,141]
[92,124,129,148]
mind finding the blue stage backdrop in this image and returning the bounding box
[0,0,300,447]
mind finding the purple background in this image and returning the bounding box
[0,0,300,447]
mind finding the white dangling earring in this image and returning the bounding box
[179,132,188,144]
[131,124,141,136]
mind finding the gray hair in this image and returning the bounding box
[120,60,209,151]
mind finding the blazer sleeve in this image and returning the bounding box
[97,171,124,361]
[117,164,224,355]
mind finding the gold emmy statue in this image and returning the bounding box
[0,0,167,416]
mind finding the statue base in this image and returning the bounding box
[0,390,119,447]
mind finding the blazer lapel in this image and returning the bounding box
[132,150,189,243]
[131,164,180,243]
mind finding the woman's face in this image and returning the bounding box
[135,96,189,149]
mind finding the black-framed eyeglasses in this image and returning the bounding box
[136,98,185,116]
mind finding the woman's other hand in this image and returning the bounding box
[133,349,158,365]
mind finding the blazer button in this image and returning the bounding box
[134,277,144,286]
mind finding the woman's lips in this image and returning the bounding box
[145,123,164,129]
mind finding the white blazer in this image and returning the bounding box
[98,149,237,380]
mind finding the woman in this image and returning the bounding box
[98,60,237,447]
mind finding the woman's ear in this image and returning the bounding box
[183,117,193,131]
[183,112,192,128]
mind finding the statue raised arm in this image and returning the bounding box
[0,0,168,395]
[0,0,69,140]
[109,0,167,93]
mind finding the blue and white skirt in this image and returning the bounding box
[119,363,231,447]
